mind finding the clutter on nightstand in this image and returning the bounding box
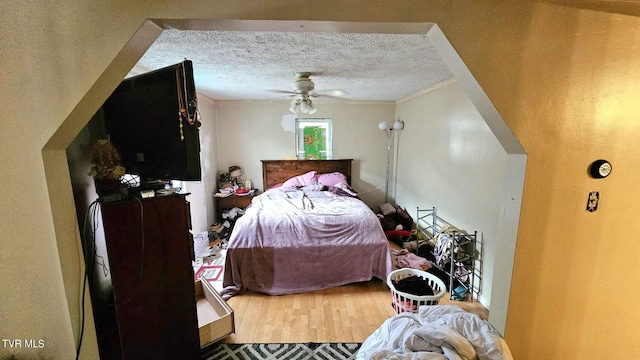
[217,166,254,196]
[217,169,234,192]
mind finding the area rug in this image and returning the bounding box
[202,342,362,360]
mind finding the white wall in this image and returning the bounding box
[181,94,218,233]
[394,80,509,309]
[215,100,396,207]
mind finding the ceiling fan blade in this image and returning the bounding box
[265,89,297,101]
[267,89,296,95]
[267,95,296,101]
[310,89,348,99]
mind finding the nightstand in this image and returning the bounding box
[216,193,257,218]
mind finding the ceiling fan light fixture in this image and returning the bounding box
[290,94,317,114]
[289,100,299,113]
[300,98,317,114]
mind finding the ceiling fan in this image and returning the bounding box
[269,72,346,114]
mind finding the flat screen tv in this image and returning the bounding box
[102,60,201,187]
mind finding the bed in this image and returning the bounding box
[219,159,393,299]
[357,305,513,360]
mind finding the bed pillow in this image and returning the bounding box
[265,182,284,191]
[315,172,348,187]
[282,171,317,188]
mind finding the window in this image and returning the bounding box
[295,118,332,160]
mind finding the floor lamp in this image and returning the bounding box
[378,120,405,203]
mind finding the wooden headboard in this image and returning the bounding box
[261,159,353,190]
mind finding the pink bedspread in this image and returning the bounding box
[220,187,393,299]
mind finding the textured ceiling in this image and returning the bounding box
[133,29,453,102]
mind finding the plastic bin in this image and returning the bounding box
[387,268,447,314]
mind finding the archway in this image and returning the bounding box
[43,20,525,354]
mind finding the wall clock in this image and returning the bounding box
[589,159,612,179]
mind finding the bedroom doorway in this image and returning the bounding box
[128,20,525,334]
[48,19,525,348]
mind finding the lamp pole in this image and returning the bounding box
[384,129,392,204]
[379,120,404,204]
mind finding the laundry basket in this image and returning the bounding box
[387,268,447,314]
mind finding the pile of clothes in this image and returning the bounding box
[376,203,413,233]
[390,274,438,313]
[392,275,435,296]
[391,239,467,300]
[392,249,432,271]
[208,207,245,248]
[432,225,472,300]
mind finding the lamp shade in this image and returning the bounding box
[229,166,242,178]
[378,121,389,130]
[393,120,405,130]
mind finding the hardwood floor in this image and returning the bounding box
[222,278,488,344]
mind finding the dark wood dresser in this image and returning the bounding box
[95,194,199,360]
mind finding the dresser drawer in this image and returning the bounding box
[195,279,234,347]
[218,195,252,209]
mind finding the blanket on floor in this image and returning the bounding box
[356,305,513,360]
